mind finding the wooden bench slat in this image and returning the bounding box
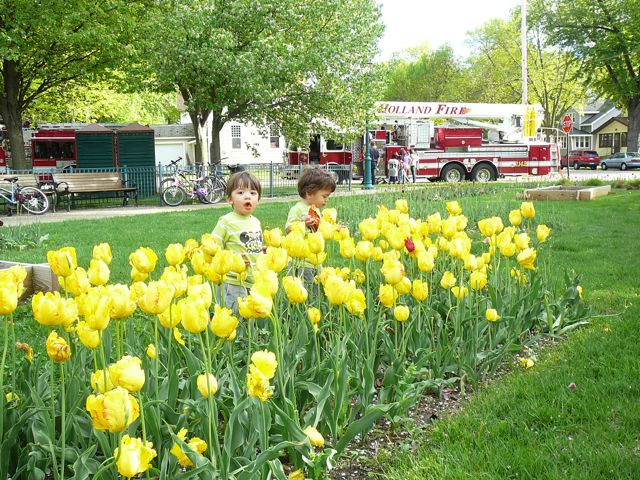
[51,172,138,211]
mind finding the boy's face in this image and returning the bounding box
[228,186,260,216]
[305,188,332,209]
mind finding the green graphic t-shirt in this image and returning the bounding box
[286,200,320,232]
[212,212,263,286]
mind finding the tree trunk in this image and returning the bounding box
[627,97,640,153]
[209,117,224,165]
[188,110,210,164]
[0,60,27,170]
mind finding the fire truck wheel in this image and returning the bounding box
[471,164,496,182]
[441,163,466,183]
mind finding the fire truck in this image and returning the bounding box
[30,124,79,171]
[286,101,558,182]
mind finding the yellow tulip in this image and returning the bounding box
[46,331,71,362]
[264,227,283,247]
[416,251,435,273]
[440,271,457,290]
[393,305,409,322]
[146,344,157,359]
[109,355,145,392]
[173,327,186,345]
[128,247,158,274]
[517,248,537,270]
[359,217,379,241]
[190,249,209,275]
[345,283,366,316]
[0,265,26,299]
[323,275,348,306]
[321,208,337,224]
[47,247,77,277]
[536,224,551,243]
[355,241,373,261]
[469,271,488,291]
[32,291,77,327]
[196,373,218,397]
[16,342,33,363]
[385,229,405,251]
[514,233,531,252]
[0,283,18,315]
[203,263,223,285]
[381,259,404,285]
[520,201,535,219]
[130,266,148,282]
[508,209,522,226]
[246,364,273,402]
[86,386,139,433]
[441,217,457,239]
[282,232,307,259]
[339,237,355,259]
[165,243,186,266]
[170,428,208,468]
[307,307,321,326]
[485,308,501,322]
[251,350,278,379]
[351,268,366,284]
[91,369,114,393]
[478,218,497,238]
[426,212,442,234]
[289,469,305,480]
[179,297,210,334]
[451,285,469,300]
[76,321,101,349]
[318,220,336,240]
[200,233,220,256]
[161,265,189,299]
[158,303,181,329]
[83,289,112,331]
[187,282,212,308]
[306,232,325,255]
[114,435,156,479]
[446,201,462,216]
[395,198,409,214]
[5,392,19,404]
[62,267,91,296]
[238,293,273,319]
[519,357,535,368]
[577,285,583,298]
[252,269,279,299]
[304,426,325,447]
[265,247,289,273]
[183,238,199,259]
[210,305,239,340]
[379,283,398,308]
[283,276,308,304]
[91,242,113,264]
[394,276,411,295]
[108,284,137,319]
[412,279,429,301]
[499,241,516,257]
[137,281,174,315]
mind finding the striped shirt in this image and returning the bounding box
[212,211,263,286]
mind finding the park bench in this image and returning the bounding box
[1,173,57,212]
[51,172,138,211]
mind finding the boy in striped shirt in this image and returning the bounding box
[212,171,264,313]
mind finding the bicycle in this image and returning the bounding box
[160,157,219,207]
[0,177,49,215]
[204,162,246,203]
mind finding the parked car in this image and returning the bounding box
[600,152,640,170]
[560,150,601,169]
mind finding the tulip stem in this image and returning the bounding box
[154,317,160,400]
[10,315,16,387]
[49,358,60,480]
[60,363,66,480]
[0,316,8,451]
[198,333,219,468]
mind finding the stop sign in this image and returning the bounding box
[561,114,574,133]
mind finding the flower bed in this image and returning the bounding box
[0,198,588,479]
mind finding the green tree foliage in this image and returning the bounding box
[383,44,469,102]
[536,0,640,151]
[465,10,587,129]
[141,0,384,164]
[24,83,179,125]
[0,0,152,169]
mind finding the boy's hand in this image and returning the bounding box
[304,214,320,231]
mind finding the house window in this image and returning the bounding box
[560,137,567,149]
[599,133,612,148]
[231,125,241,149]
[574,136,591,149]
[621,132,627,148]
[269,126,280,149]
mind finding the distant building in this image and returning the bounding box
[563,101,628,156]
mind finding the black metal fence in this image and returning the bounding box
[4,162,356,201]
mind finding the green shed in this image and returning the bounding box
[76,124,116,169]
[116,123,156,195]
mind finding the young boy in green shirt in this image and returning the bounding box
[212,171,263,313]
[285,167,336,290]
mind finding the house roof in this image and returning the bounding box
[119,122,154,133]
[591,116,628,134]
[569,127,591,135]
[150,124,194,138]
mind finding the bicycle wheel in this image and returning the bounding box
[161,181,186,206]
[18,187,49,214]
[207,177,226,204]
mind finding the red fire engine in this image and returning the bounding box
[30,124,79,171]
[286,101,559,182]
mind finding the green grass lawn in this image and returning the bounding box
[377,189,640,479]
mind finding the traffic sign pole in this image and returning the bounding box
[561,114,574,181]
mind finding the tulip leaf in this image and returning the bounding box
[334,403,395,454]
[234,440,305,480]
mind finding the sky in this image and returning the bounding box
[378,0,522,60]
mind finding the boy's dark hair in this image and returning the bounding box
[226,171,262,198]
[297,167,336,198]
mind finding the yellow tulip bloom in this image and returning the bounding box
[32,291,77,327]
[289,469,305,480]
[322,208,338,224]
[446,201,462,216]
[161,265,189,298]
[237,293,273,319]
[76,321,101,349]
[393,305,410,322]
[265,247,289,273]
[345,283,366,316]
[440,271,456,290]
[536,224,551,243]
[351,268,366,285]
[170,428,208,468]
[520,201,535,219]
[162,243,184,266]
[412,279,429,301]
[91,369,114,393]
[307,307,321,326]
[137,281,174,315]
[196,373,218,397]
[451,285,469,300]
[516,248,537,270]
[508,209,522,226]
[114,435,156,479]
[394,276,411,295]
[183,239,199,259]
[146,344,157,360]
[86,386,139,433]
[381,259,404,285]
[499,241,516,257]
[62,267,91,297]
[179,297,210,334]
[200,233,220,256]
[485,308,501,322]
[46,331,71,362]
[130,266,148,282]
[477,218,497,238]
[264,227,284,247]
[109,355,145,392]
[158,303,181,329]
[339,237,355,259]
[128,247,158,274]
[91,242,112,264]
[210,305,239,340]
[355,241,373,261]
[306,232,325,254]
[469,271,488,291]
[190,249,209,275]
[283,276,308,304]
[47,247,77,277]
[304,426,325,447]
[379,283,398,308]
[246,364,273,402]
[187,282,213,309]
[108,284,137,319]
[0,283,18,315]
[251,350,278,379]
[514,233,531,252]
[359,217,379,241]
[323,275,348,306]
[83,289,112,331]
[251,269,279,299]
